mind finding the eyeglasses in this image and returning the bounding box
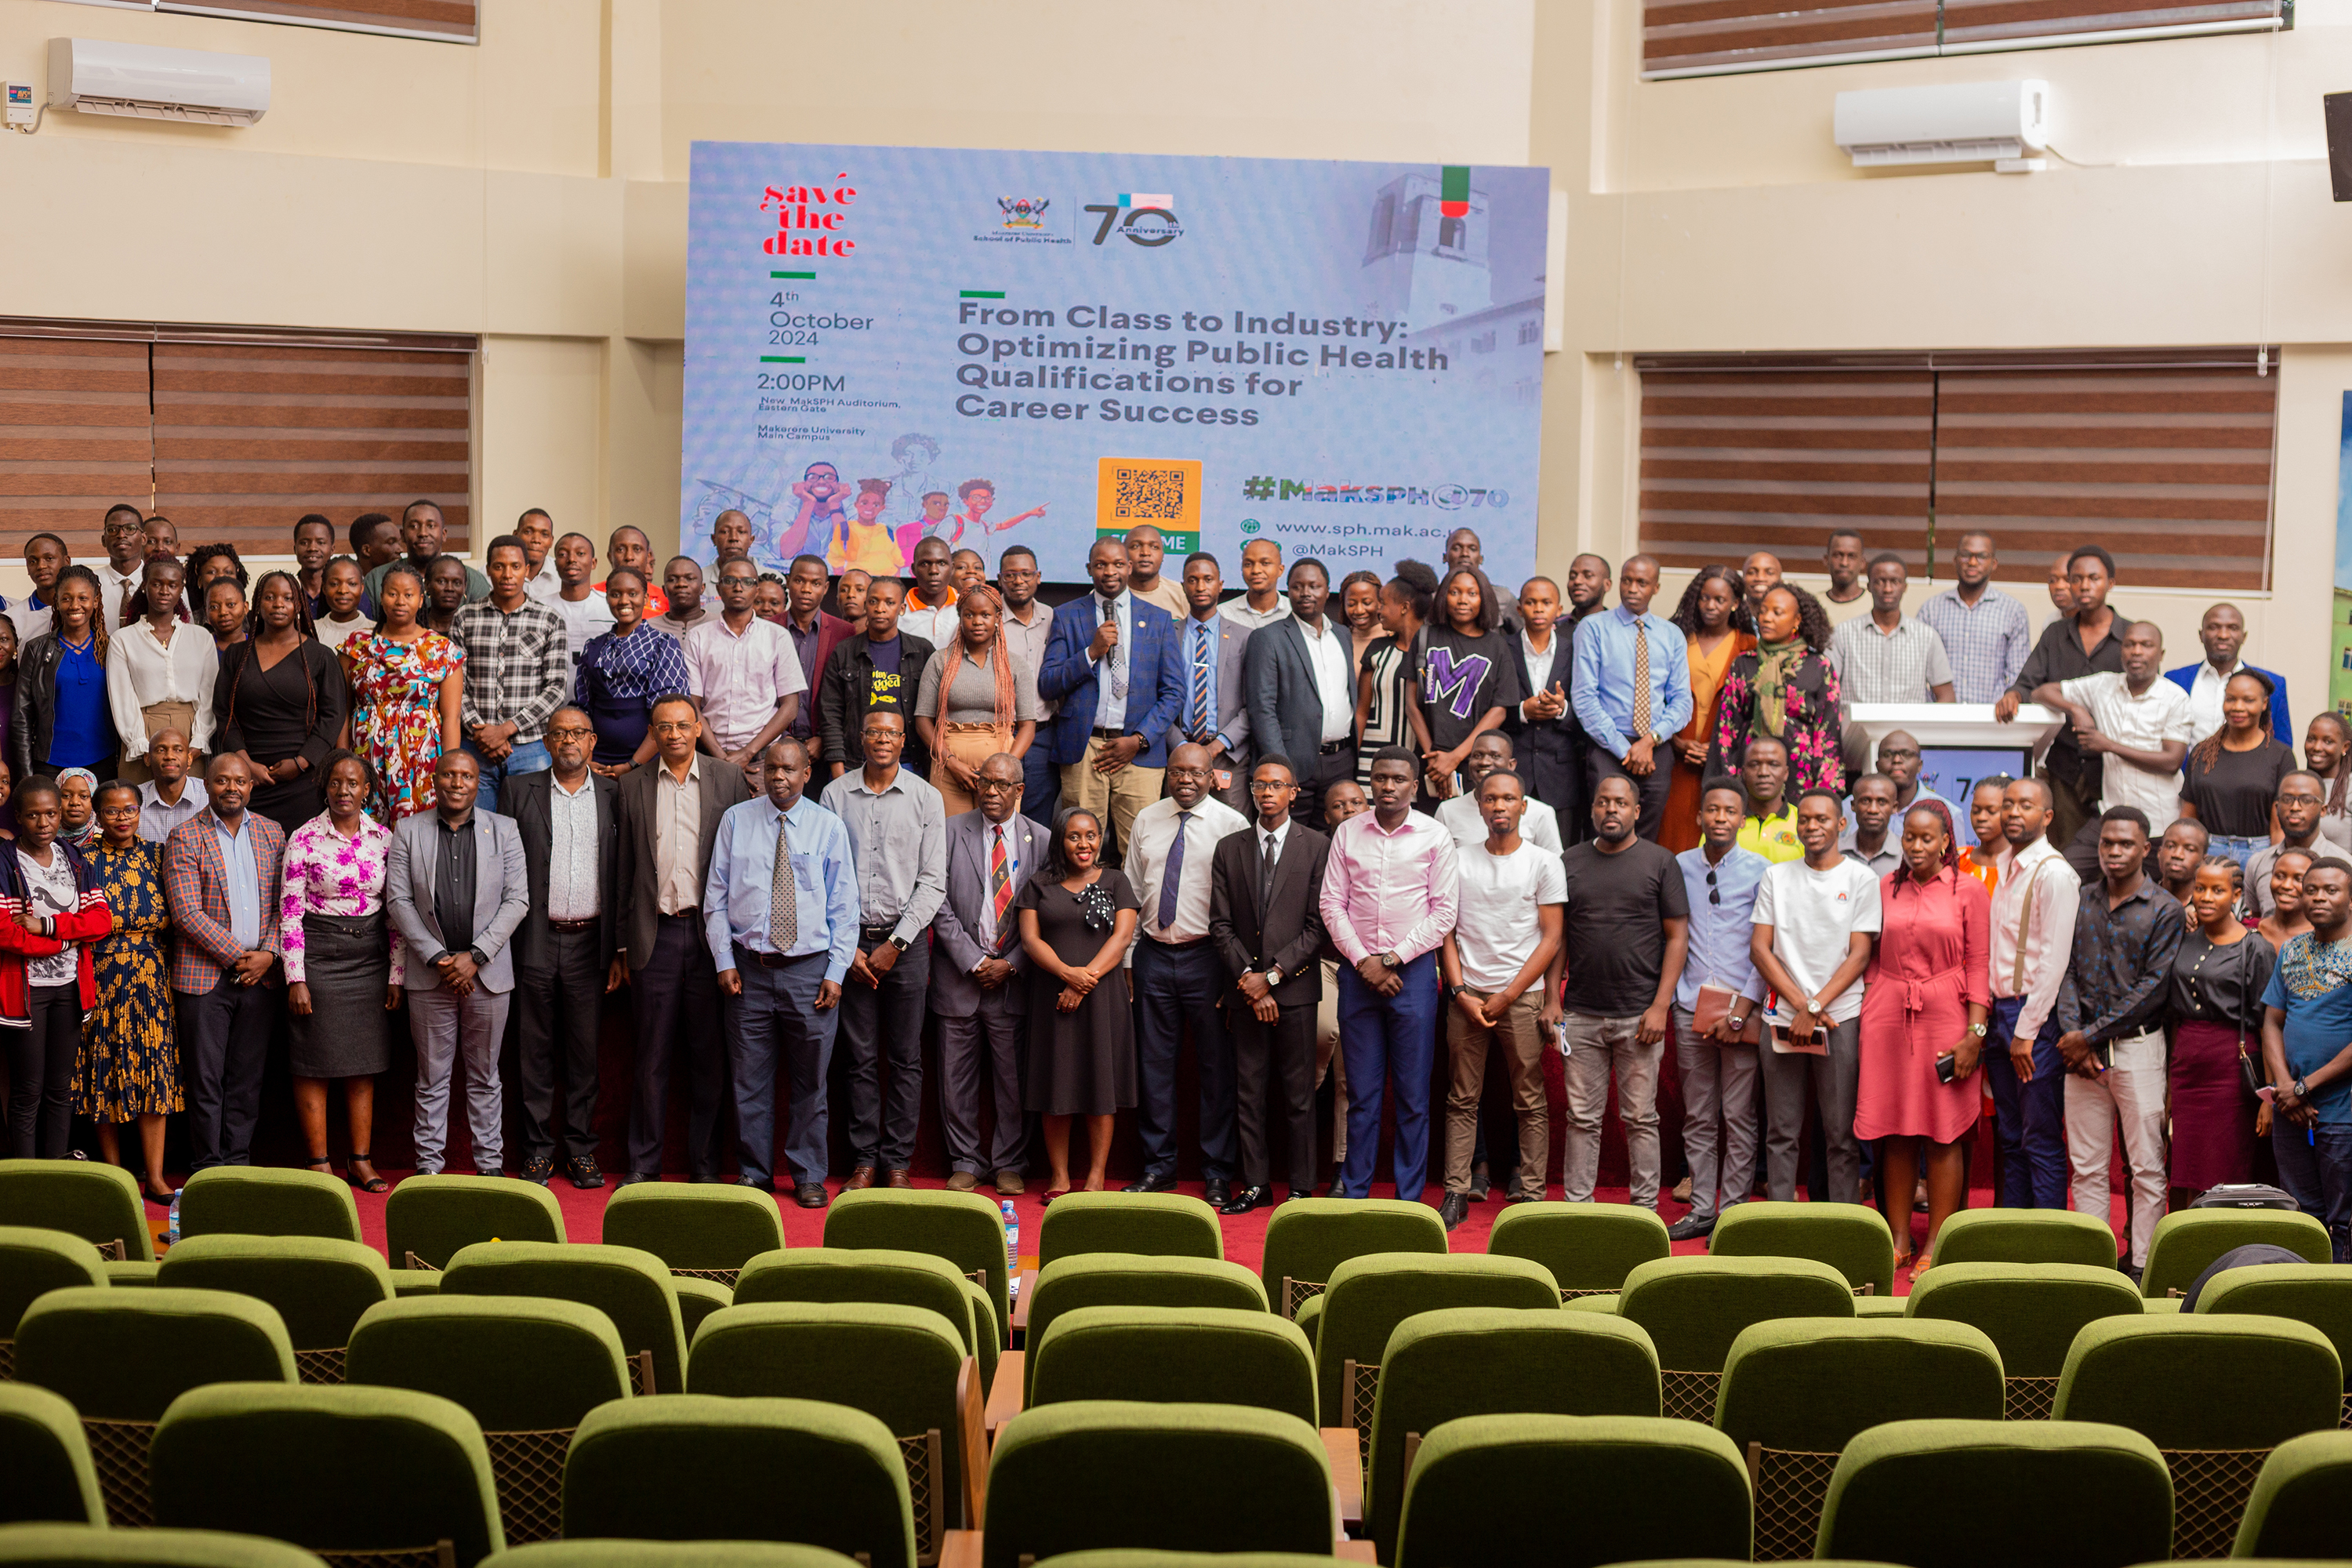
[1167,767,1213,781]
[547,725,593,741]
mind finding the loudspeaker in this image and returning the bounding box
[2327,91,2352,201]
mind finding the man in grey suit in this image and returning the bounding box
[386,750,531,1178]
[1243,557,1355,823]
[930,752,1044,1195]
[1173,552,1257,815]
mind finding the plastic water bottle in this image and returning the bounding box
[165,1189,182,1247]
[1001,1200,1020,1298]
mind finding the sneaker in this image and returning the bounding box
[519,1155,554,1187]
[567,1156,604,1191]
[1667,1213,1716,1243]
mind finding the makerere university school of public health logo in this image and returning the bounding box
[998,197,1051,230]
[978,193,1069,245]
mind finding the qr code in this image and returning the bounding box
[1109,463,1189,523]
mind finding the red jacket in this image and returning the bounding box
[0,843,109,1025]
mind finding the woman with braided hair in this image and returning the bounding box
[1661,564,1752,852]
[913,582,1036,815]
[1707,580,1845,797]
[2178,669,2295,870]
[213,570,349,833]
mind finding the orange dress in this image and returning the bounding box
[1660,628,1755,851]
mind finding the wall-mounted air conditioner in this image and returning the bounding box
[46,36,270,126]
[1833,80,2048,171]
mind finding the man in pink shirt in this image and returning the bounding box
[683,557,808,768]
[1319,745,1460,1201]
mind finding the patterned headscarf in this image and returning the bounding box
[55,768,99,849]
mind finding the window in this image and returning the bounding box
[1635,348,2276,591]
[1472,332,1497,354]
[1518,318,1541,347]
[0,319,474,558]
[1642,0,2284,79]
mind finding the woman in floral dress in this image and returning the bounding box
[340,561,463,822]
[77,780,176,1203]
[1707,581,1846,797]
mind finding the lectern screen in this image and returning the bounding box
[1918,746,2035,847]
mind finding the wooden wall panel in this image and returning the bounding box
[0,337,153,557]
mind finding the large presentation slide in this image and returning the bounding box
[682,141,1551,583]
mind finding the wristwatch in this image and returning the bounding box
[1444,982,1467,1000]
[1264,966,1283,986]
[2294,1077,2310,1101]
[1967,1022,1989,1037]
[1381,951,1402,971]
[468,947,489,969]
[889,935,911,953]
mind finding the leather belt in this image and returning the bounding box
[1319,739,1348,756]
[860,925,898,942]
[734,946,804,971]
[547,917,597,933]
[1090,726,1126,739]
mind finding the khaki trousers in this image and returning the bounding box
[1444,990,1549,1198]
[1060,739,1163,860]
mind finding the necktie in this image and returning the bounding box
[1631,619,1653,741]
[1261,829,1278,909]
[1103,595,1127,702]
[1189,622,1212,736]
[1159,810,1191,929]
[769,814,798,951]
[989,825,1013,951]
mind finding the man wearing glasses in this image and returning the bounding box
[1918,530,2033,706]
[1668,778,1769,1238]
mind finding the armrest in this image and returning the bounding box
[938,1530,983,1568]
[1011,1268,1038,1339]
[1320,1426,1363,1529]
[1335,1542,1377,1563]
[984,1349,1025,1436]
[956,1356,988,1528]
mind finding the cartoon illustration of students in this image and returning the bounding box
[773,461,849,559]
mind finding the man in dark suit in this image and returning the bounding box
[613,691,751,1183]
[818,576,936,780]
[1243,557,1355,825]
[1172,551,1258,815]
[1037,535,1184,860]
[1209,753,1332,1212]
[1504,574,1580,826]
[929,751,1044,1194]
[503,705,619,1189]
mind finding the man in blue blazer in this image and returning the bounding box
[2163,602,2292,742]
[1037,535,1185,858]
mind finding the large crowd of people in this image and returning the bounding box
[0,503,2344,1276]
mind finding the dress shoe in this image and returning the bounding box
[1666,1213,1716,1243]
[1123,1171,1177,1194]
[520,1154,553,1186]
[474,1168,503,1180]
[1467,1166,1490,1202]
[993,1169,1025,1196]
[1438,1192,1470,1231]
[1220,1184,1273,1215]
[945,1171,979,1192]
[1203,1177,1231,1208]
[842,1166,877,1192]
[689,1171,723,1185]
[1283,1188,1315,1204]
[736,1176,775,1192]
[884,1169,913,1189]
[617,1171,655,1186]
[567,1156,604,1190]
[794,1182,829,1209]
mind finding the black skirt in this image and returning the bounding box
[289,910,394,1079]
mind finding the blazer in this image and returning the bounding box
[13,630,119,781]
[928,808,1046,1018]
[613,755,752,975]
[1243,615,1348,776]
[818,630,937,771]
[385,808,532,995]
[1502,629,1578,757]
[503,767,620,973]
[163,809,287,995]
[2163,660,2292,742]
[1167,611,1256,761]
[1208,818,1331,1009]
[785,609,857,699]
[1036,593,1185,768]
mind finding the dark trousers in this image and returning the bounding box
[1294,748,1354,831]
[840,929,930,1169]
[627,911,728,1178]
[1588,747,1674,842]
[516,927,602,1164]
[729,949,837,1188]
[1337,951,1440,1202]
[1133,938,1237,1183]
[939,996,1028,1176]
[1987,995,2068,1208]
[2274,1123,2352,1264]
[182,979,273,1170]
[1520,725,1583,845]
[5,984,82,1159]
[1022,745,1062,832]
[1230,997,1318,1192]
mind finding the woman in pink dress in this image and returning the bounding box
[1857,797,1989,1276]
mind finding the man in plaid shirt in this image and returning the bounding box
[453,533,571,813]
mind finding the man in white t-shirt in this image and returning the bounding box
[2033,619,2194,837]
[1435,731,1563,853]
[546,531,616,670]
[1749,788,1883,1203]
[1436,768,1566,1230]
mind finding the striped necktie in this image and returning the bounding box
[1189,622,1212,736]
[989,824,1013,950]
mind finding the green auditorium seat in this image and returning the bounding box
[1906,1261,2145,1419]
[346,1295,632,1547]
[0,1525,329,1568]
[2139,1210,2332,1301]
[0,1385,103,1526]
[1486,1202,1671,1300]
[1027,1305,1316,1425]
[157,1236,394,1384]
[1365,1307,1662,1562]
[734,1247,996,1396]
[1708,1200,1896,1298]
[1021,1255,1266,1403]
[1817,1417,2172,1568]
[823,1189,1011,1349]
[0,1227,107,1380]
[485,1545,860,1568]
[980,1400,1333,1568]
[2194,1263,2352,1427]
[1927,1207,2124,1269]
[150,1383,502,1568]
[668,1279,732,1345]
[1025,1555,1340,1568]
[384,1176,566,1275]
[1394,1414,1751,1568]
[1258,1197,1445,1322]
[15,1287,295,1526]
[687,1302,979,1563]
[175,1168,360,1245]
[1312,1253,1559,1448]
[439,1241,686,1397]
[1615,1255,1856,1425]
[597,1182,785,1287]
[1032,1192,1223,1270]
[1715,1318,2005,1559]
[0,1162,154,1267]
[2233,1428,2352,1559]
[2056,1313,2341,1559]
[561,1395,915,1568]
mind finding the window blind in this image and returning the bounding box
[1643,0,2281,77]
[153,0,478,44]
[0,336,154,557]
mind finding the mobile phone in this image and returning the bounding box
[1935,1051,1958,1085]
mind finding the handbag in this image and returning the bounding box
[2233,938,2266,1097]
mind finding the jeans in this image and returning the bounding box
[728,949,837,1189]
[463,736,552,815]
[1987,995,2069,1208]
[1335,951,1439,1202]
[2274,1121,2352,1264]
[5,985,81,1159]
[1671,1004,1761,1221]
[1562,1012,1664,1206]
[1132,938,1236,1183]
[2207,833,2264,872]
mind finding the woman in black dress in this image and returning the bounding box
[213,572,350,833]
[1015,807,1139,1201]
[2179,669,2295,871]
[2169,853,2273,1208]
